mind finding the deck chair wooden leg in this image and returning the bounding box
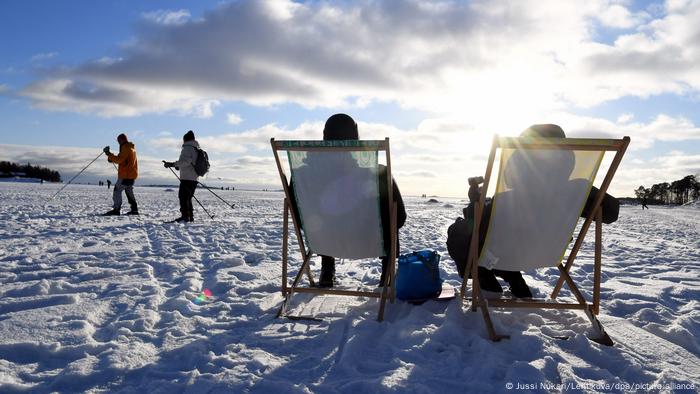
[470,257,479,312]
[277,253,313,318]
[467,199,485,311]
[389,203,398,304]
[593,209,602,315]
[476,291,509,342]
[377,281,389,321]
[583,305,614,346]
[392,246,397,306]
[557,264,613,345]
[379,203,396,319]
[378,251,395,321]
[281,201,289,297]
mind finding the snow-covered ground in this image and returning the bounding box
[0,183,698,393]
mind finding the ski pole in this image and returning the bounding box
[167,167,215,219]
[46,151,104,204]
[197,181,236,209]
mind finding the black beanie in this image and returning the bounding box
[183,130,195,142]
[323,114,359,141]
[117,133,128,143]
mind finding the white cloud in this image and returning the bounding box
[22,78,221,118]
[19,0,700,124]
[0,144,164,183]
[514,111,700,151]
[30,52,58,62]
[652,151,700,171]
[617,113,634,123]
[226,112,243,125]
[141,9,191,25]
[615,151,700,192]
[595,3,649,28]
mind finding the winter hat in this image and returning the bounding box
[520,124,565,138]
[117,133,128,143]
[323,114,359,140]
[504,123,573,188]
[183,130,195,142]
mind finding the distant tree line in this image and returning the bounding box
[0,161,61,182]
[635,174,699,205]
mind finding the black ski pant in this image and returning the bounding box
[179,180,198,220]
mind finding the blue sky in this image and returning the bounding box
[1,0,699,197]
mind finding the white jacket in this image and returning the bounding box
[173,140,200,181]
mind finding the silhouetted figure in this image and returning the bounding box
[451,124,620,298]
[642,196,649,209]
[288,114,407,288]
[107,179,112,189]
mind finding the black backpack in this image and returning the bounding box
[194,147,210,177]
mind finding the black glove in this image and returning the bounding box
[103,146,110,154]
[163,161,174,168]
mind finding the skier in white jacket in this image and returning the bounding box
[164,130,200,222]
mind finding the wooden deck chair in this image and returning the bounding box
[270,138,398,321]
[460,135,630,345]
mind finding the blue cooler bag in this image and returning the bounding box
[396,250,443,300]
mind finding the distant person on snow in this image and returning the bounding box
[107,179,112,189]
[103,133,139,216]
[163,130,200,223]
[641,196,649,209]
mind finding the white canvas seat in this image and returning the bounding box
[271,139,398,321]
[461,135,630,344]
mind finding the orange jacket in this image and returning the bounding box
[107,142,138,180]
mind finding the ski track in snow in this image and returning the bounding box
[0,183,698,393]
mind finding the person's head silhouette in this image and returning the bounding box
[323,114,359,140]
[504,124,574,190]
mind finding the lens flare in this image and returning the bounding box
[193,288,212,304]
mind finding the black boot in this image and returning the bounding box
[102,208,120,216]
[127,203,138,215]
[319,256,335,288]
[495,270,533,298]
[478,267,503,293]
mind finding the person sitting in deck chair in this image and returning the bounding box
[448,124,620,297]
[289,113,407,287]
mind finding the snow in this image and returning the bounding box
[0,183,698,393]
